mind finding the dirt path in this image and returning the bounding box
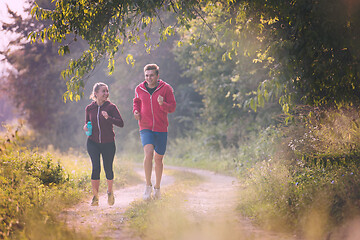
[166,167,294,240]
[60,168,175,239]
[60,166,293,240]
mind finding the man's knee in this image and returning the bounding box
[144,144,154,157]
[154,155,164,165]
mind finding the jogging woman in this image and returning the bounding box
[84,82,124,206]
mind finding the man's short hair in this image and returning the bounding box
[144,64,159,76]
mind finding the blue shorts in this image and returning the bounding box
[140,129,168,155]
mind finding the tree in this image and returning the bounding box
[174,2,281,148]
[1,0,90,149]
[106,12,202,139]
[30,0,203,101]
[29,0,360,117]
[230,0,360,113]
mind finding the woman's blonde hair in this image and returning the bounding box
[90,82,108,101]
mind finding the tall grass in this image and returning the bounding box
[0,122,137,239]
[165,107,360,238]
[166,126,279,176]
[0,123,92,239]
[236,107,360,237]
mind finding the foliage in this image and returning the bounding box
[106,13,201,140]
[174,0,360,116]
[174,2,282,147]
[1,1,92,150]
[229,0,360,113]
[285,106,360,164]
[0,129,74,238]
[166,104,360,236]
[0,124,89,239]
[235,107,360,236]
[167,134,241,174]
[238,155,360,236]
[26,0,360,117]
[30,0,203,100]
[2,0,203,150]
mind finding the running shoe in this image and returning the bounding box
[153,187,161,200]
[108,191,115,206]
[143,184,152,201]
[91,195,99,206]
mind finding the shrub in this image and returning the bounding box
[237,107,360,236]
[0,124,86,238]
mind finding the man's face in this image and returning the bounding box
[145,69,159,88]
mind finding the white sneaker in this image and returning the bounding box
[143,185,152,200]
[153,187,161,200]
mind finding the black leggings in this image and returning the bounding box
[87,138,116,180]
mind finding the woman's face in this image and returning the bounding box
[96,85,109,103]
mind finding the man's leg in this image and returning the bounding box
[154,153,164,189]
[143,144,154,186]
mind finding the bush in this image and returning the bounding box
[237,107,360,237]
[0,124,87,239]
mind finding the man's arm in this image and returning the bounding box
[159,85,176,113]
[133,89,142,120]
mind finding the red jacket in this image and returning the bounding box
[133,80,176,132]
[85,101,124,143]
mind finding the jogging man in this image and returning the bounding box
[133,64,176,200]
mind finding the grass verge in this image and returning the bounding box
[124,169,204,239]
[0,124,139,239]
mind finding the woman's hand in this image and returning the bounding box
[83,124,88,131]
[102,111,109,119]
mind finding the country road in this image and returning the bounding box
[59,166,294,240]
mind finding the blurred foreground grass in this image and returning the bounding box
[124,169,282,240]
[0,123,137,239]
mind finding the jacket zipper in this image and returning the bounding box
[139,83,163,131]
[150,95,155,131]
[150,87,162,131]
[97,106,102,143]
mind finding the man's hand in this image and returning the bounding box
[134,110,141,120]
[157,95,164,105]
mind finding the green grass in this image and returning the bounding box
[0,125,140,239]
[164,107,360,238]
[3,106,360,239]
[124,169,204,239]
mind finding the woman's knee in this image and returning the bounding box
[105,174,114,181]
[91,169,101,180]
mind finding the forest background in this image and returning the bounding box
[2,0,360,239]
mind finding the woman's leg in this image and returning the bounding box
[91,180,100,196]
[102,142,116,193]
[87,139,101,197]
